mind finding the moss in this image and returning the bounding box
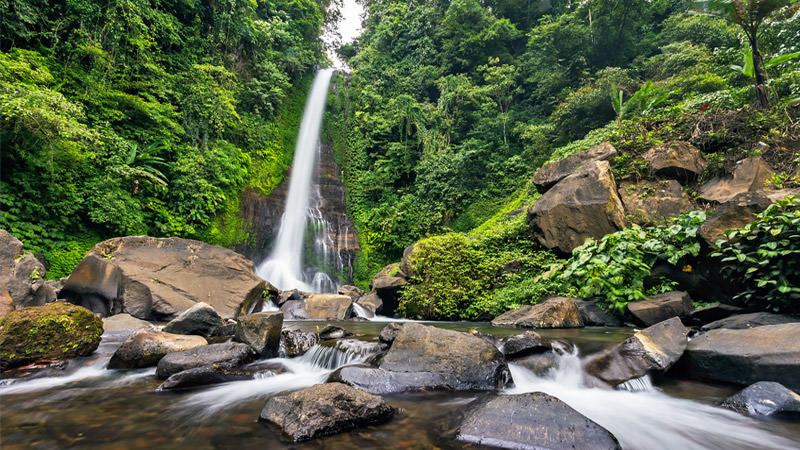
[0,302,103,370]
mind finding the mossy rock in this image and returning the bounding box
[0,302,103,370]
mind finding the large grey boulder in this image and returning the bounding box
[584,317,689,387]
[234,311,283,357]
[457,392,621,450]
[626,291,693,326]
[532,142,618,192]
[528,160,626,254]
[698,156,773,203]
[0,230,56,316]
[259,383,395,442]
[618,180,694,225]
[678,323,800,391]
[643,141,706,183]
[61,236,266,321]
[156,342,256,379]
[720,381,800,417]
[491,297,583,329]
[162,302,223,337]
[108,328,207,369]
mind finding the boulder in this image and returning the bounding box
[643,141,706,183]
[304,294,353,320]
[698,191,773,245]
[618,180,694,225]
[330,322,510,393]
[155,342,256,379]
[698,156,773,203]
[514,352,562,376]
[318,325,353,340]
[259,382,395,442]
[501,331,551,359]
[108,328,207,369]
[457,392,621,450]
[678,323,800,391]
[532,142,618,192]
[277,289,306,306]
[102,313,154,334]
[528,160,626,254]
[626,291,693,326]
[356,292,383,316]
[701,312,798,331]
[584,317,689,387]
[279,329,319,357]
[337,285,364,300]
[685,303,744,327]
[0,302,103,370]
[279,299,308,320]
[162,302,223,337]
[158,360,289,391]
[491,297,583,329]
[399,243,419,279]
[720,381,800,417]
[378,322,403,345]
[369,263,407,316]
[574,299,624,327]
[0,230,56,314]
[234,311,283,357]
[61,236,266,321]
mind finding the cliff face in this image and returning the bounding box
[235,139,359,283]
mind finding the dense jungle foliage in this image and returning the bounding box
[1,0,334,278]
[325,0,800,318]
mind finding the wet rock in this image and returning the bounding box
[259,382,395,442]
[163,302,224,337]
[337,285,364,300]
[61,236,266,320]
[156,362,253,391]
[0,230,56,316]
[491,297,583,329]
[698,156,773,203]
[356,292,382,316]
[156,342,256,379]
[279,329,319,357]
[277,289,306,306]
[627,291,693,326]
[720,381,800,417]
[574,298,623,327]
[618,179,694,225]
[108,328,207,369]
[643,141,706,183]
[303,294,353,320]
[102,313,154,334]
[234,311,283,357]
[532,142,618,192]
[318,325,353,340]
[280,299,308,320]
[369,263,407,316]
[584,317,689,387]
[685,303,744,327]
[209,321,236,337]
[501,331,550,359]
[331,323,510,393]
[378,322,403,344]
[698,191,774,245]
[529,160,626,254]
[701,312,798,331]
[457,392,621,450]
[679,323,800,391]
[0,302,103,370]
[514,352,562,376]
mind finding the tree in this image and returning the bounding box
[697,0,797,108]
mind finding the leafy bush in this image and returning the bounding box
[712,195,800,314]
[556,211,707,315]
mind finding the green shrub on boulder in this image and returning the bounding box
[0,302,103,370]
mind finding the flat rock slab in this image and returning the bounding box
[679,323,800,391]
[108,328,207,369]
[62,236,266,320]
[491,297,583,329]
[259,382,395,442]
[627,291,693,326]
[532,142,618,192]
[457,392,621,450]
[720,381,800,417]
[701,312,798,331]
[156,342,255,379]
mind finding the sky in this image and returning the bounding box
[324,0,365,69]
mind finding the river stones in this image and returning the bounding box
[162,302,223,337]
[457,392,621,450]
[491,297,583,329]
[720,381,800,417]
[108,328,207,369]
[259,382,395,442]
[501,331,550,359]
[0,302,103,370]
[279,329,319,357]
[234,311,283,357]
[678,323,800,391]
[583,317,689,387]
[155,342,255,379]
[626,291,693,326]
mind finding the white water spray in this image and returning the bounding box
[256,69,335,292]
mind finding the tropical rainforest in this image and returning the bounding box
[2,0,799,319]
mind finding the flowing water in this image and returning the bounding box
[2,323,799,449]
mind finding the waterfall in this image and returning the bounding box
[256,68,335,292]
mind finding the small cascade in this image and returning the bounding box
[616,374,655,392]
[297,343,376,370]
[351,302,371,319]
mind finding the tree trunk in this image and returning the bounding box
[750,35,770,109]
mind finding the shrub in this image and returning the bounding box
[711,195,800,314]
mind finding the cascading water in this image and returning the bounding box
[256,68,336,292]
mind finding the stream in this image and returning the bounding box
[2,321,799,449]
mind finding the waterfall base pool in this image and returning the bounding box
[2,322,799,449]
